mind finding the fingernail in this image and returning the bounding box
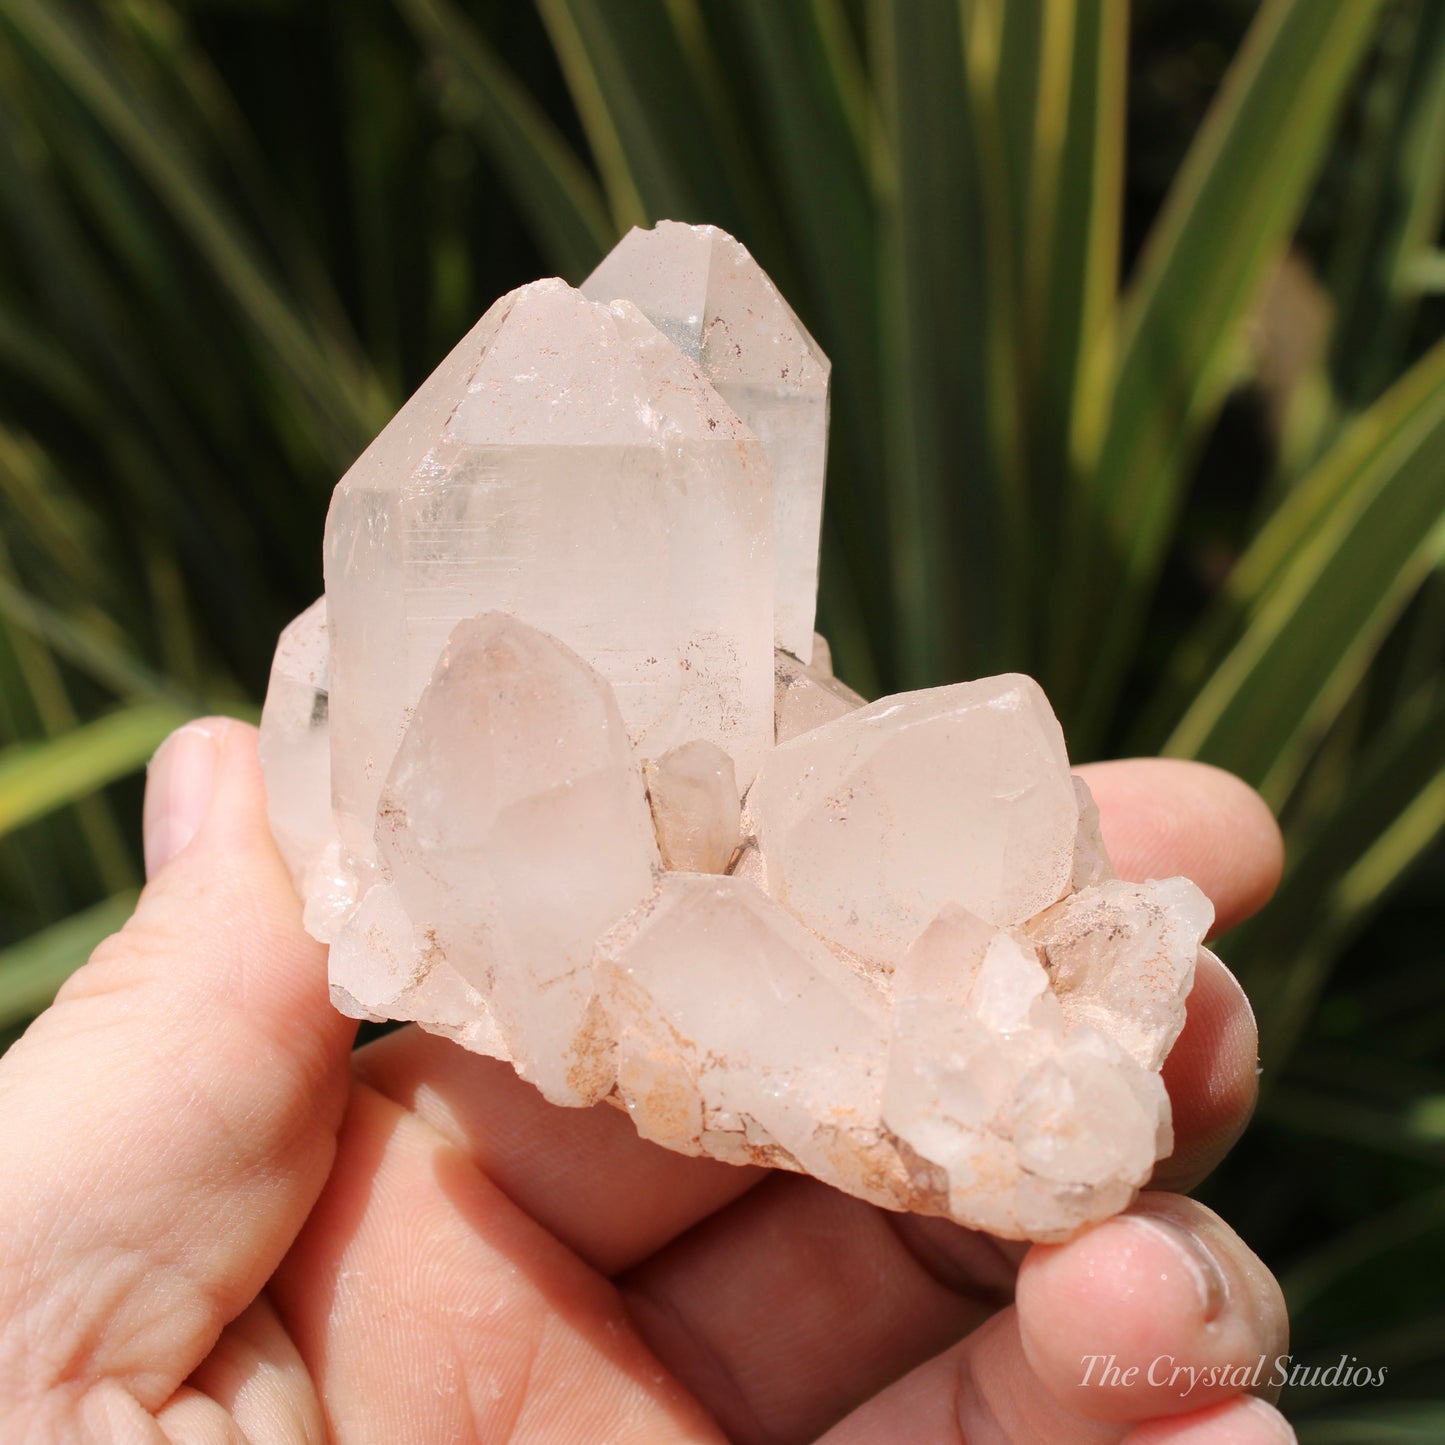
[1207,945,1258,1034]
[144,721,227,878]
[1123,1203,1230,1321]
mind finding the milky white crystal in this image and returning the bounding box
[256,597,352,941]
[1027,879,1213,1071]
[260,222,1218,1242]
[328,877,510,1060]
[881,904,1175,1238]
[643,740,741,874]
[583,221,829,663]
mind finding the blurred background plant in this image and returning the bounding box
[0,0,1441,1435]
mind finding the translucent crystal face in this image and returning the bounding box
[746,675,1081,962]
[323,278,775,872]
[583,222,830,664]
[259,221,1213,1242]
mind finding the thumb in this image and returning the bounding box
[0,719,353,1418]
[141,718,226,879]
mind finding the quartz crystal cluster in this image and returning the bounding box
[259,221,1214,1242]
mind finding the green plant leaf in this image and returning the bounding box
[0,531,137,896]
[1147,335,1445,750]
[0,423,105,598]
[1327,0,1445,411]
[0,0,384,450]
[1163,340,1445,803]
[1258,1084,1445,1168]
[0,572,208,713]
[0,702,188,840]
[396,0,614,280]
[531,0,649,234]
[0,69,250,518]
[529,0,734,234]
[0,889,137,1030]
[872,0,1011,684]
[1282,1181,1445,1316]
[1049,0,1385,745]
[1294,1403,1445,1445]
[1020,0,1126,560]
[1228,686,1445,1065]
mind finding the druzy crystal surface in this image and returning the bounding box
[259,222,1213,1241]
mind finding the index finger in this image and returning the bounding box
[1077,758,1284,936]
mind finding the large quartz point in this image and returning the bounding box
[583,221,829,663]
[746,675,1080,964]
[260,225,1222,1242]
[324,276,775,883]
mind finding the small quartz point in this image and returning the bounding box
[1070,776,1114,891]
[773,646,867,743]
[378,612,659,1106]
[328,879,511,1060]
[260,224,1223,1243]
[883,995,1165,1238]
[643,740,740,874]
[256,598,353,941]
[881,905,1164,1238]
[257,596,330,884]
[1027,878,1212,1070]
[583,222,829,663]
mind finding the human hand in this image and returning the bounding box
[0,720,1292,1442]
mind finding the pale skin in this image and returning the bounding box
[0,720,1296,1443]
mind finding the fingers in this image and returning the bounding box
[1121,1396,1297,1442]
[814,1194,1287,1444]
[354,1025,763,1275]
[0,721,354,1414]
[619,1174,1004,1444]
[267,1082,723,1444]
[622,1182,1286,1444]
[1076,759,1284,936]
[1016,1195,1287,1422]
[1152,951,1259,1192]
[355,758,1280,1275]
[160,1296,326,1442]
[1078,759,1277,1189]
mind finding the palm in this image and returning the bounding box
[0,730,1288,1443]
